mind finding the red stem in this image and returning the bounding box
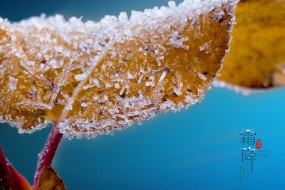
[33,123,63,190]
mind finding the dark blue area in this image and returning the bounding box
[0,1,285,189]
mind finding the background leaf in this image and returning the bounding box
[217,0,285,91]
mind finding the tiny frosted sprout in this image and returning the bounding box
[216,0,285,93]
[0,0,238,138]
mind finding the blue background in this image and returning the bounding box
[1,0,285,189]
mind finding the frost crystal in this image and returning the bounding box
[197,73,207,81]
[8,76,18,91]
[0,0,237,137]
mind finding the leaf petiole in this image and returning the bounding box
[33,124,63,190]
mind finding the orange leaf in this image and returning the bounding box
[38,167,66,190]
[0,0,237,137]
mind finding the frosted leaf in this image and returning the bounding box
[0,0,238,137]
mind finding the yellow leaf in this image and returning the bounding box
[38,167,66,190]
[0,0,237,137]
[217,0,285,91]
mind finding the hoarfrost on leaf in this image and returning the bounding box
[0,0,238,137]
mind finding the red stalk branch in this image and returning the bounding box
[33,123,63,190]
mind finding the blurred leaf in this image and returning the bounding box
[38,167,66,190]
[218,0,285,90]
[0,147,32,190]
